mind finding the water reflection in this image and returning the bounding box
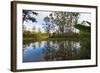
[23,39,90,63]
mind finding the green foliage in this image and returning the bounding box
[43,15,55,37]
[74,23,91,38]
[42,16,51,34]
[74,24,90,32]
[23,31,37,38]
[73,22,91,58]
[23,31,49,41]
[50,32,79,38]
[23,10,38,23]
[53,12,79,33]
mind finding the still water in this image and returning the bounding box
[23,39,90,63]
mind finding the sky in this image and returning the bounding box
[23,11,51,32]
[23,10,91,32]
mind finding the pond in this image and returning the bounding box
[23,39,91,63]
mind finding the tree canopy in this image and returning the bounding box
[23,10,38,23]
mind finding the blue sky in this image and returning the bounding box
[23,11,51,32]
[23,10,91,32]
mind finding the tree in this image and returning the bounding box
[43,16,50,34]
[32,26,36,32]
[42,12,80,37]
[23,10,38,23]
[43,15,55,37]
[53,12,79,34]
[67,12,79,33]
[38,28,41,33]
[53,12,69,34]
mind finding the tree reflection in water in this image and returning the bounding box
[43,40,81,61]
[23,39,90,62]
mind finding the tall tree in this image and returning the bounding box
[72,13,80,33]
[67,12,79,33]
[43,16,50,35]
[53,12,79,34]
[43,15,55,37]
[53,12,69,34]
